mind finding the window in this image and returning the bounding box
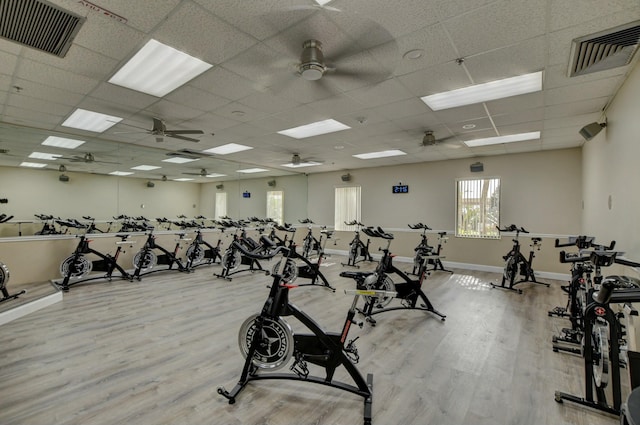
[335,186,361,231]
[215,192,227,219]
[456,178,500,238]
[266,190,283,224]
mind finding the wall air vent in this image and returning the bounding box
[568,20,640,77]
[0,0,84,57]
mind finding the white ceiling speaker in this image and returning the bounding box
[267,180,276,187]
[579,121,607,141]
[216,184,224,190]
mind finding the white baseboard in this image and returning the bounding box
[0,290,63,326]
[323,249,570,282]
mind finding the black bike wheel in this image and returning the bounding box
[186,244,205,266]
[60,255,93,278]
[302,237,312,258]
[349,243,361,263]
[272,259,298,283]
[593,323,610,388]
[222,250,242,272]
[133,250,157,271]
[503,256,517,285]
[363,273,396,308]
[0,262,9,290]
[238,314,294,370]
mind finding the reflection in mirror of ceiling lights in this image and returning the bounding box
[62,108,123,133]
[131,165,162,171]
[206,173,226,178]
[463,131,541,147]
[202,143,253,155]
[282,161,322,168]
[108,39,213,97]
[277,119,351,139]
[29,152,62,160]
[162,157,200,164]
[420,71,543,111]
[237,168,268,174]
[109,171,134,176]
[41,136,86,149]
[353,150,406,159]
[20,162,47,168]
[173,178,194,182]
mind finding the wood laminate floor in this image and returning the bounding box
[0,257,623,425]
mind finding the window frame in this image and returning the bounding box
[334,186,361,231]
[455,177,500,239]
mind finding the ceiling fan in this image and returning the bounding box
[116,118,204,143]
[182,168,208,177]
[59,153,120,164]
[288,153,323,166]
[419,130,459,148]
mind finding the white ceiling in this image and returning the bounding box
[0,0,639,181]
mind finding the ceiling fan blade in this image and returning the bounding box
[152,118,165,133]
[166,134,201,143]
[165,129,204,135]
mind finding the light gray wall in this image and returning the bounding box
[583,59,640,258]
[308,148,583,235]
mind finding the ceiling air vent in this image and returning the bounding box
[568,20,640,77]
[0,0,84,57]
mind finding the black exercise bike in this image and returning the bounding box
[299,218,322,258]
[342,220,373,268]
[272,224,336,291]
[340,226,446,325]
[555,251,640,416]
[132,231,191,279]
[407,223,453,275]
[185,228,223,269]
[0,261,26,303]
[218,244,379,425]
[215,223,272,280]
[57,232,135,291]
[490,224,549,294]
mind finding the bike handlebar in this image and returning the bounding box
[408,223,431,230]
[231,240,290,260]
[496,224,528,233]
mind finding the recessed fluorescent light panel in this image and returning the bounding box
[202,143,253,155]
[62,108,123,133]
[353,149,407,159]
[421,71,543,111]
[29,152,62,160]
[314,0,332,5]
[237,168,268,174]
[206,173,226,178]
[41,136,85,149]
[109,171,134,176]
[109,39,213,97]
[463,131,541,147]
[282,161,322,168]
[277,119,350,139]
[20,162,47,168]
[173,178,194,182]
[162,157,199,164]
[131,165,161,171]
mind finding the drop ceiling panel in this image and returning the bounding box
[17,59,99,94]
[544,112,603,131]
[548,0,639,32]
[486,92,544,116]
[164,86,231,112]
[432,104,488,123]
[72,13,146,61]
[213,101,270,123]
[433,0,498,20]
[543,97,609,119]
[153,2,257,64]
[492,108,545,127]
[89,83,158,110]
[10,78,85,107]
[444,0,547,57]
[544,63,627,89]
[343,78,413,108]
[0,52,17,75]
[397,62,471,96]
[545,79,620,106]
[144,100,208,123]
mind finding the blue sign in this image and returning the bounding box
[242,191,251,198]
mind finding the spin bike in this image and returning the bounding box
[490,224,549,294]
[342,220,374,268]
[132,231,191,280]
[218,244,381,425]
[299,218,322,258]
[272,224,336,291]
[185,228,223,269]
[215,224,271,280]
[0,261,26,303]
[340,226,446,325]
[57,232,135,291]
[556,251,640,416]
[549,236,615,355]
[407,223,453,275]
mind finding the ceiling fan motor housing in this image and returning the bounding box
[300,39,326,80]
